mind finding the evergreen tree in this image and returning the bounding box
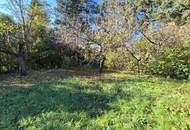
[137,0,190,25]
[28,0,49,28]
[28,0,49,41]
[27,0,50,57]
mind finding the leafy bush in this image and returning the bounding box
[149,47,190,80]
[105,50,129,70]
[29,41,86,69]
[0,53,17,73]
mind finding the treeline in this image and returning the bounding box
[0,0,189,79]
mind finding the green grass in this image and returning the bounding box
[0,71,190,130]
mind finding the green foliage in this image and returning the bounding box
[28,0,49,28]
[28,0,50,51]
[0,15,17,72]
[0,73,190,129]
[0,53,16,73]
[0,0,189,80]
[149,47,190,80]
[105,50,137,71]
[105,51,120,69]
[29,40,85,69]
[0,0,50,75]
[0,15,16,46]
[141,0,190,25]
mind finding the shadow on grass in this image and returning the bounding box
[0,74,163,129]
[0,79,117,129]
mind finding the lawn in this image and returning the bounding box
[0,70,190,130]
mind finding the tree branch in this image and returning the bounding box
[141,31,158,45]
[126,47,141,62]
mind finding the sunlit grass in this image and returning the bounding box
[0,71,190,130]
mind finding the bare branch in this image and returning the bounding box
[141,31,159,45]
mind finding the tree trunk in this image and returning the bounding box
[18,55,27,76]
[99,57,105,73]
[18,43,27,76]
[99,46,105,74]
[137,61,140,74]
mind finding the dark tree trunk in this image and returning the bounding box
[18,43,27,76]
[18,55,27,76]
[99,57,105,73]
[99,46,105,74]
[137,61,140,74]
[136,58,141,74]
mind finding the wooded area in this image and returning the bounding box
[0,0,189,79]
[0,0,190,129]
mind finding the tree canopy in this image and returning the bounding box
[0,0,189,79]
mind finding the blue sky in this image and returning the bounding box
[0,0,101,15]
[0,0,7,14]
[0,0,57,15]
[0,0,158,43]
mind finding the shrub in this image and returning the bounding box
[149,47,190,80]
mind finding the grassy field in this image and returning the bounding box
[0,70,190,130]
